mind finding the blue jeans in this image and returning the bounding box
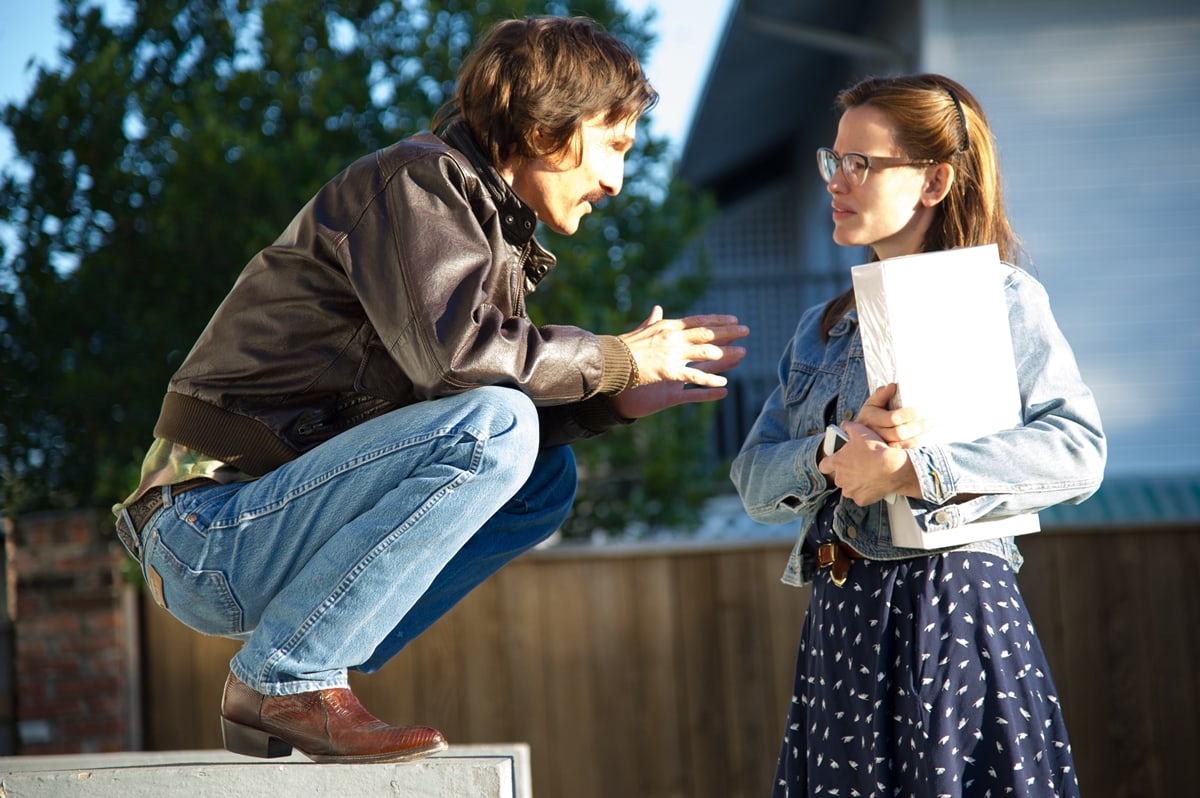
[139,387,575,696]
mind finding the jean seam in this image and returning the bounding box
[197,424,489,532]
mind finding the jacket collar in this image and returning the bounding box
[441,121,539,248]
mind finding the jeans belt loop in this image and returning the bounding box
[115,487,165,560]
[115,479,213,560]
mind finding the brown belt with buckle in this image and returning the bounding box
[816,541,864,587]
[114,478,215,560]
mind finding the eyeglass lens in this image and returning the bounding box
[816,149,868,185]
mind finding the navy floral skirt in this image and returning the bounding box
[773,517,1080,797]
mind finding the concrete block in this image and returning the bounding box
[0,743,532,797]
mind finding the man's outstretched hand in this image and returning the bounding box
[611,305,748,419]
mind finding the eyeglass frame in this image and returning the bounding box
[816,147,938,186]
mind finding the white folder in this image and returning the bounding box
[850,244,1039,549]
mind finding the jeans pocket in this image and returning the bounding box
[143,529,246,637]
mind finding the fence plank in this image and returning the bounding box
[538,559,600,798]
[193,636,238,749]
[493,560,552,752]
[455,574,510,743]
[140,603,190,748]
[1042,530,1109,794]
[631,555,688,798]
[757,547,808,786]
[141,602,237,750]
[673,551,727,798]
[1131,528,1200,797]
[587,555,640,797]
[714,550,777,797]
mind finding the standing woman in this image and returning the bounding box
[730,74,1104,797]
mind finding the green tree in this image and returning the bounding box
[0,0,722,537]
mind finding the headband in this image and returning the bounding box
[945,87,971,152]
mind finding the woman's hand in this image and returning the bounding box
[855,383,926,447]
[818,422,921,506]
[817,384,925,506]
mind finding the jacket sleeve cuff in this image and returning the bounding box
[596,335,636,395]
[907,445,954,503]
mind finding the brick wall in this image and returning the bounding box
[5,510,140,754]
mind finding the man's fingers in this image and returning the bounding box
[680,313,741,329]
[620,313,747,387]
[679,366,728,387]
[689,350,746,374]
[687,343,745,363]
[633,305,664,332]
[672,386,728,405]
[686,321,748,344]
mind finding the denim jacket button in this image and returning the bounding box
[842,409,854,421]
[935,510,949,525]
[846,525,858,539]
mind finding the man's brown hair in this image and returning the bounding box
[434,15,658,166]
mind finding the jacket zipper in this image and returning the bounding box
[516,242,532,317]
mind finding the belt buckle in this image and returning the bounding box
[817,542,850,587]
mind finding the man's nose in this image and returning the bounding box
[601,158,624,196]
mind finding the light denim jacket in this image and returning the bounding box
[730,263,1106,587]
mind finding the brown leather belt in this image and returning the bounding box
[114,479,215,560]
[816,541,864,587]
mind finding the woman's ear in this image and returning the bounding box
[921,163,955,207]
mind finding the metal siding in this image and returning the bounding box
[689,181,809,455]
[691,151,867,458]
[923,0,1200,477]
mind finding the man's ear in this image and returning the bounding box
[921,163,954,207]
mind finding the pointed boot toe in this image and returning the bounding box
[220,671,447,763]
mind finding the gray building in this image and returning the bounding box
[675,0,1200,524]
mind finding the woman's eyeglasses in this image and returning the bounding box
[816,147,937,186]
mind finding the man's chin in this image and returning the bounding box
[550,215,585,236]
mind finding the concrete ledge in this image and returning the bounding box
[0,743,532,798]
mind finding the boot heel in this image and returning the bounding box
[222,716,293,758]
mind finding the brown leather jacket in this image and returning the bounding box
[153,122,635,477]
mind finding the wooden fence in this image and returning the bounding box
[141,524,1199,798]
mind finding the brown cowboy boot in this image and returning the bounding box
[220,671,448,763]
